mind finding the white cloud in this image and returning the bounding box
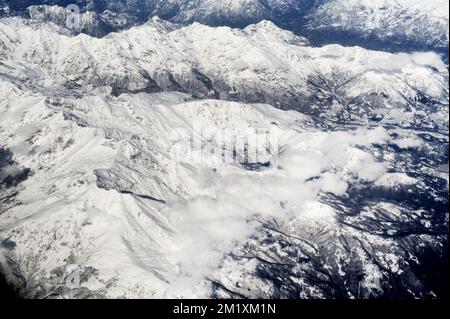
[318,172,349,195]
[160,126,390,293]
[393,137,424,149]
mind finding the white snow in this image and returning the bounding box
[0,14,448,299]
[0,74,398,297]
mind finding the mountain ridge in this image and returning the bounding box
[1,16,447,129]
[0,1,448,300]
[1,0,448,54]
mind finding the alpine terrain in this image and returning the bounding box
[0,1,448,299]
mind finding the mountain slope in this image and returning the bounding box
[1,76,448,298]
[0,18,448,299]
[306,0,449,53]
[0,17,448,129]
[1,0,448,54]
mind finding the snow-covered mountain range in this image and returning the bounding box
[0,10,448,299]
[306,0,449,53]
[1,17,447,127]
[1,0,448,54]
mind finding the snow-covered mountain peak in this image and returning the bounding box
[0,16,447,130]
[0,5,448,299]
[243,19,309,45]
[143,15,180,33]
[307,0,449,51]
[1,0,448,53]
